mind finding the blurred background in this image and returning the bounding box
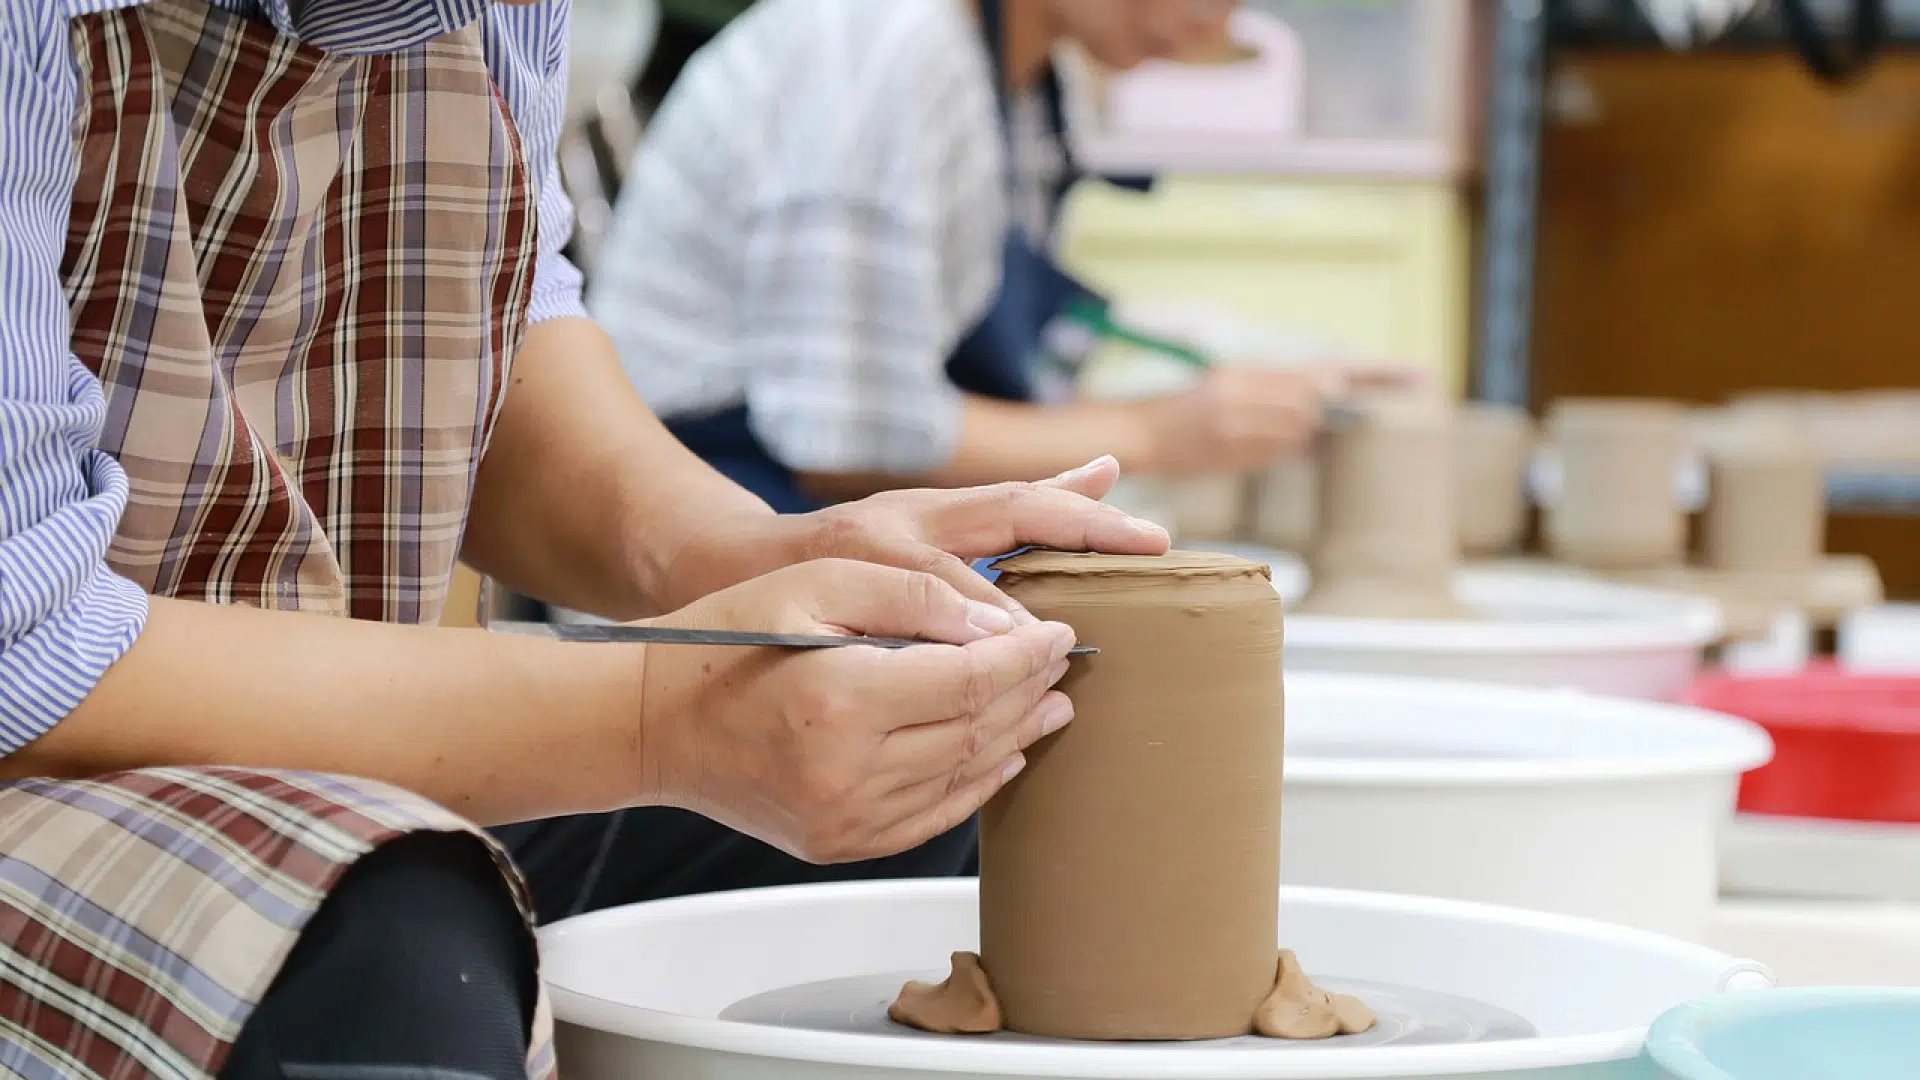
[458,0,1920,663]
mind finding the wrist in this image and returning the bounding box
[624,487,776,615]
[552,639,658,811]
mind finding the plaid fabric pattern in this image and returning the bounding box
[1,3,552,1077]
[63,0,538,624]
[0,769,556,1080]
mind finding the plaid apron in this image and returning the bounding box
[1,4,552,1078]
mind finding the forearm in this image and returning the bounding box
[800,395,1155,501]
[0,597,646,826]
[463,316,773,619]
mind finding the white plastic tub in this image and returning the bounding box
[543,880,1773,1080]
[1284,674,1772,941]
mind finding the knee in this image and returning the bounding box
[226,834,537,1080]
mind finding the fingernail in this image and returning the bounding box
[1052,455,1115,483]
[1045,659,1070,686]
[967,601,1015,635]
[1123,515,1171,542]
[1047,624,1076,662]
[1008,599,1039,626]
[1040,697,1074,737]
[1002,755,1028,784]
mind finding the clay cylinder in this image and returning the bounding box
[1297,392,1465,619]
[982,551,1283,1041]
[1701,416,1826,573]
[1545,399,1689,570]
[1453,403,1536,557]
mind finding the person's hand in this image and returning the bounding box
[1135,363,1433,475]
[637,559,1078,863]
[656,456,1170,618]
[1136,367,1325,473]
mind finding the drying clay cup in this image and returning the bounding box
[1297,391,1467,620]
[1545,398,1691,571]
[1700,414,1827,574]
[1251,456,1318,552]
[1454,403,1536,557]
[982,551,1284,1040]
[1168,473,1250,542]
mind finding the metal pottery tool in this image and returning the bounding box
[493,622,1098,656]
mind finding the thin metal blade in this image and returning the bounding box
[527,623,1097,656]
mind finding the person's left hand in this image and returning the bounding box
[657,456,1171,619]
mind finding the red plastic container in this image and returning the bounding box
[1686,664,1920,824]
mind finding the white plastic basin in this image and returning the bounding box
[1284,674,1772,940]
[543,880,1774,1080]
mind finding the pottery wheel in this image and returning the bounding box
[719,970,1535,1048]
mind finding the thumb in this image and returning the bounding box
[806,560,1015,646]
[1037,454,1121,499]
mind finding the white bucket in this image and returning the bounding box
[542,880,1773,1080]
[1284,674,1773,940]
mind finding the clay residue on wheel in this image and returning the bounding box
[888,952,1002,1035]
[1255,950,1378,1040]
[892,949,1379,1042]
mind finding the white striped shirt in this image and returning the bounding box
[589,0,1010,474]
[0,0,585,753]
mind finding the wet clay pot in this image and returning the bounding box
[1454,403,1536,557]
[1545,399,1690,571]
[1296,392,1468,620]
[982,551,1284,1040]
[1701,414,1826,574]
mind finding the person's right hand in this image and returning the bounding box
[635,559,1077,864]
[1137,366,1328,474]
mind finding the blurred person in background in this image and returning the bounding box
[592,0,1417,515]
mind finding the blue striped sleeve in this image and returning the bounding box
[0,5,148,755]
[488,0,589,326]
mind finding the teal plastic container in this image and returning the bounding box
[1648,988,1920,1079]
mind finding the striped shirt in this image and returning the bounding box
[0,0,585,754]
[589,0,1012,475]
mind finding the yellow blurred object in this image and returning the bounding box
[1057,176,1469,394]
[443,565,487,629]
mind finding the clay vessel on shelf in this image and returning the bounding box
[1454,402,1536,558]
[982,551,1284,1040]
[1295,391,1467,620]
[1545,398,1690,571]
[1700,413,1826,574]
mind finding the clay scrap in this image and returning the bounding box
[887,952,1001,1035]
[1254,950,1378,1040]
[890,948,1378,1041]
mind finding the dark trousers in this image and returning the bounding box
[220,812,976,1078]
[493,807,979,925]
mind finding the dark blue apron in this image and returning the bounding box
[666,0,1145,515]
